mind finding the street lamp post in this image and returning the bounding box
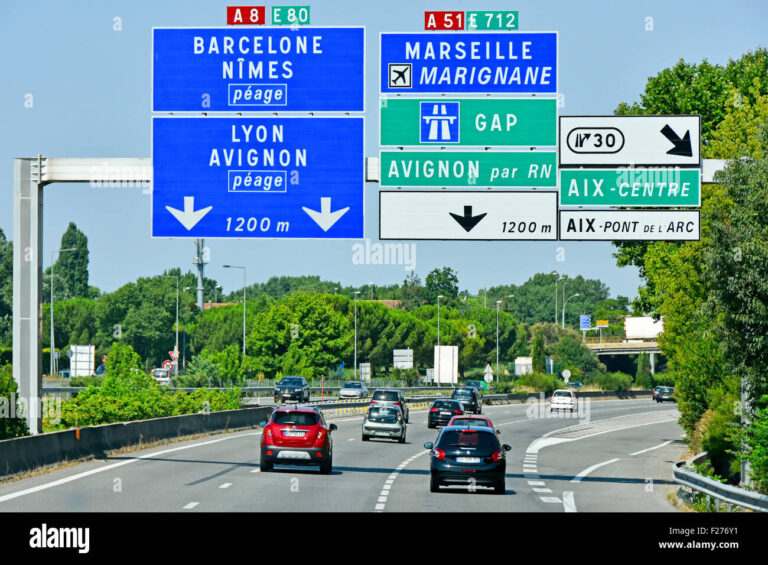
[483,286,487,309]
[354,291,361,379]
[50,247,77,377]
[437,295,444,346]
[496,300,502,382]
[562,293,580,328]
[223,265,246,357]
[369,282,374,300]
[215,284,222,304]
[160,275,179,378]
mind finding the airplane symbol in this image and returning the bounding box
[389,64,412,88]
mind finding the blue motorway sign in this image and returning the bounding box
[380,32,557,94]
[579,315,591,330]
[153,27,365,112]
[152,117,363,238]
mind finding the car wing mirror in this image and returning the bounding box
[259,421,267,428]
[424,442,433,450]
[329,423,338,432]
[502,444,512,452]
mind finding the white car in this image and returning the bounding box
[151,368,172,387]
[550,389,576,412]
[339,381,368,399]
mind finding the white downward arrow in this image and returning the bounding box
[165,197,213,231]
[302,197,349,232]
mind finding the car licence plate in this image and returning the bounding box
[374,431,391,436]
[456,457,481,463]
[277,451,311,460]
[284,431,305,437]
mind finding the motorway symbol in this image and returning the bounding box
[152,116,364,239]
[559,210,701,241]
[449,205,487,232]
[166,197,213,231]
[420,102,459,143]
[380,32,557,94]
[388,63,412,88]
[660,124,692,157]
[302,198,350,232]
[559,115,700,167]
[153,27,365,112]
[379,191,557,240]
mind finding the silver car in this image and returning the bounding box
[362,404,406,443]
[339,381,368,399]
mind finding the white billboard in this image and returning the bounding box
[68,345,95,378]
[559,115,701,167]
[393,348,413,369]
[625,317,664,340]
[434,345,458,384]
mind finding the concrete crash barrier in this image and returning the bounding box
[0,405,273,480]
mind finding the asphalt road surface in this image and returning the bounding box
[0,398,683,512]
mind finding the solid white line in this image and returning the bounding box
[0,432,261,504]
[219,482,232,489]
[183,502,199,510]
[571,458,620,483]
[630,440,673,456]
[563,491,577,513]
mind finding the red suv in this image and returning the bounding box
[260,406,337,474]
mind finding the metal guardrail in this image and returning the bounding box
[673,452,768,512]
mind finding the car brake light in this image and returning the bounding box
[454,409,462,414]
[316,452,323,457]
[265,427,272,438]
[317,429,324,440]
[492,449,503,462]
[433,448,446,460]
[430,407,438,413]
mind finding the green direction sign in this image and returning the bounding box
[466,11,519,30]
[560,169,701,207]
[271,6,310,25]
[380,98,556,147]
[380,151,557,187]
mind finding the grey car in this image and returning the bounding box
[362,404,406,443]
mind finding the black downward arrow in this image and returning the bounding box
[660,124,692,157]
[450,206,487,232]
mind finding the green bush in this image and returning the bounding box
[735,395,768,493]
[69,375,105,388]
[635,372,654,390]
[0,365,29,439]
[517,372,565,395]
[592,371,633,392]
[390,367,420,386]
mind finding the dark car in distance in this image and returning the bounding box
[260,406,336,473]
[654,386,676,403]
[451,387,482,414]
[370,389,409,423]
[425,426,510,494]
[274,376,311,403]
[428,399,464,429]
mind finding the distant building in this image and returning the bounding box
[203,302,234,310]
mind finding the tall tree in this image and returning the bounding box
[424,267,459,305]
[55,223,90,299]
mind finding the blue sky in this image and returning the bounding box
[1,0,766,299]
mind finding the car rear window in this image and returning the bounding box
[367,406,400,423]
[453,418,487,427]
[453,389,474,397]
[280,377,303,386]
[373,391,399,402]
[553,391,573,397]
[438,430,499,450]
[343,382,362,388]
[272,411,319,426]
[433,400,458,409]
[154,370,169,378]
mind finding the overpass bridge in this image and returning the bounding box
[585,339,661,373]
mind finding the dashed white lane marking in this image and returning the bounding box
[219,482,233,489]
[374,451,429,513]
[183,502,199,510]
[532,488,552,493]
[0,432,262,504]
[540,496,562,504]
[347,438,355,442]
[251,469,260,473]
[563,491,577,513]
[571,458,620,483]
[527,481,546,487]
[629,440,673,456]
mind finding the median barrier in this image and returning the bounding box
[0,405,273,480]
